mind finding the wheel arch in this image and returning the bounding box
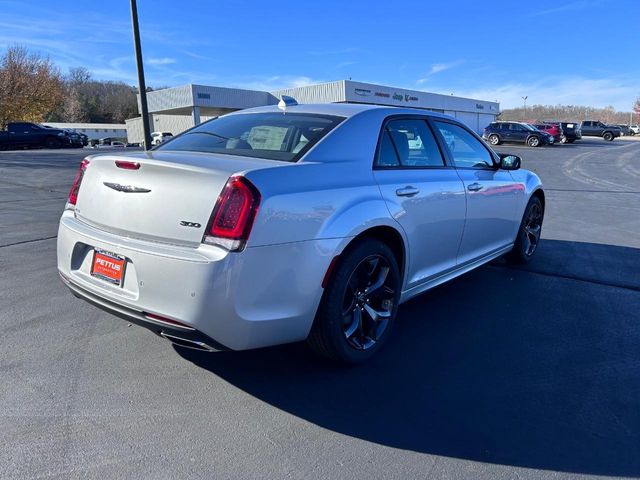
[328,224,408,291]
[348,225,406,280]
[531,187,545,212]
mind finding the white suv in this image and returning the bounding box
[151,131,173,146]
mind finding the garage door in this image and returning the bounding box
[455,112,479,134]
[478,114,495,133]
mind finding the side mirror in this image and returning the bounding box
[499,153,521,170]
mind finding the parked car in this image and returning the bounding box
[58,103,545,363]
[616,123,631,137]
[580,121,621,141]
[63,129,85,148]
[629,125,639,135]
[0,122,72,150]
[110,141,126,148]
[77,132,89,146]
[616,124,634,136]
[548,121,582,143]
[483,121,554,147]
[533,123,564,143]
[151,131,173,146]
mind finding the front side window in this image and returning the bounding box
[157,112,344,162]
[375,119,444,168]
[433,121,495,169]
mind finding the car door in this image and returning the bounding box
[373,117,466,289]
[7,123,29,147]
[512,124,529,143]
[431,119,524,266]
[582,121,593,135]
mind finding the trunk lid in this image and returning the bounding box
[75,151,281,246]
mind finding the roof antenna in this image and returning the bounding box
[278,95,298,114]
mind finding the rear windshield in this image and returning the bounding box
[157,112,345,162]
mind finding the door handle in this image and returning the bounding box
[396,186,420,197]
[467,182,483,192]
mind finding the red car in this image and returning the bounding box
[533,123,565,143]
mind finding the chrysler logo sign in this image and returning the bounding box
[354,88,372,96]
[103,182,151,193]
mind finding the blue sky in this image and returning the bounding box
[1,0,638,110]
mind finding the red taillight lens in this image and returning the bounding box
[115,160,140,170]
[67,158,89,207]
[203,176,260,251]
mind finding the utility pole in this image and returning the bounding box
[130,0,152,150]
[522,96,528,121]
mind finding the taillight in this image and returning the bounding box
[203,176,261,251]
[66,158,89,209]
[115,160,140,170]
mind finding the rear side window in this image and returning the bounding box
[158,112,344,162]
[375,119,444,168]
[433,121,495,169]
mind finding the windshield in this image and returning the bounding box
[158,112,345,162]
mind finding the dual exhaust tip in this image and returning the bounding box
[160,332,216,352]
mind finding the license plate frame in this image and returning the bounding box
[90,249,126,287]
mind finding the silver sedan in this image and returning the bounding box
[57,103,544,363]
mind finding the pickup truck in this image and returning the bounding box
[0,122,74,150]
[580,121,622,141]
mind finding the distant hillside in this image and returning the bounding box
[499,105,637,124]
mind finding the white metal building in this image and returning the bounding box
[126,80,499,143]
[43,122,127,140]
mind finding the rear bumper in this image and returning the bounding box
[60,272,228,351]
[57,211,340,351]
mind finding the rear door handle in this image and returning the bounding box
[396,186,420,197]
[467,182,483,192]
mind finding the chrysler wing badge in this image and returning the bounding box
[103,182,151,193]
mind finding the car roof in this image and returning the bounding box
[227,102,456,121]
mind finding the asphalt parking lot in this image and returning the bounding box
[1,139,639,479]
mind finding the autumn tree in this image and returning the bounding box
[0,45,64,128]
[634,97,640,123]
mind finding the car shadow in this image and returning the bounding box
[175,239,640,476]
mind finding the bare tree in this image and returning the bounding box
[0,45,64,128]
[500,104,636,125]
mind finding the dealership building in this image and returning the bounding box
[126,80,499,143]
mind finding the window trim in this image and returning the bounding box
[372,114,451,171]
[428,117,499,171]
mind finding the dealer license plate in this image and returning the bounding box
[91,249,126,287]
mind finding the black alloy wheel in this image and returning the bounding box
[507,196,544,264]
[308,239,401,363]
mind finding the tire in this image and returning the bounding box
[45,137,61,149]
[527,136,541,147]
[488,134,500,146]
[308,238,401,364]
[603,132,614,141]
[506,196,544,265]
[567,139,575,144]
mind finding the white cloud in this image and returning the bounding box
[530,0,605,17]
[234,75,325,92]
[148,57,176,66]
[451,75,639,111]
[417,60,465,84]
